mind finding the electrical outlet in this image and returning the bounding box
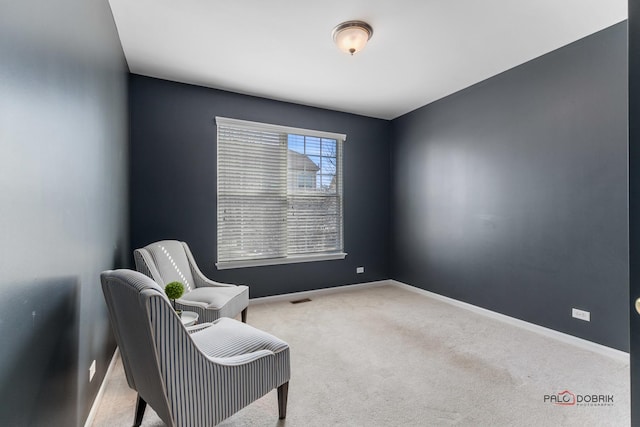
[572,308,590,322]
[89,360,96,382]
[356,266,364,274]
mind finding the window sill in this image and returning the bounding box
[216,252,347,270]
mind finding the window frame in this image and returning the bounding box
[215,117,347,270]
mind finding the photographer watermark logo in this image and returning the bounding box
[545,390,576,406]
[544,390,614,407]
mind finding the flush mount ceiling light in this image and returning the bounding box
[332,20,373,55]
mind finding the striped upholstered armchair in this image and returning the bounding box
[101,269,290,427]
[134,240,249,323]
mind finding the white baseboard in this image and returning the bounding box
[251,279,628,363]
[389,280,629,363]
[249,280,389,305]
[84,348,120,427]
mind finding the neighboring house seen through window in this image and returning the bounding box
[216,117,346,269]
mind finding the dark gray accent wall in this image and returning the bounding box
[129,75,390,297]
[0,1,129,426]
[391,22,628,351]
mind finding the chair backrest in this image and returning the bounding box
[134,240,195,292]
[100,269,174,425]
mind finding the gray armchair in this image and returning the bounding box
[134,240,249,323]
[100,269,290,427]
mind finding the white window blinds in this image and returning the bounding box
[216,117,346,269]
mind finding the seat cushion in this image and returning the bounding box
[191,317,291,387]
[191,317,288,357]
[178,285,249,320]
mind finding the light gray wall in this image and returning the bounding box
[0,1,129,425]
[391,23,628,351]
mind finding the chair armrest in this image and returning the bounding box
[181,242,241,288]
[195,276,238,288]
[186,322,213,334]
[209,349,274,366]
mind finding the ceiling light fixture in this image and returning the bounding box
[332,20,373,55]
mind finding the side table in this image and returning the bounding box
[180,310,199,326]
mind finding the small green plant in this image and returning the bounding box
[164,281,184,311]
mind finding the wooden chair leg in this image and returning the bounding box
[133,394,147,427]
[277,382,289,419]
[241,307,248,323]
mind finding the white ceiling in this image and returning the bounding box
[108,0,627,120]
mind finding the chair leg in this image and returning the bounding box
[277,382,289,419]
[133,394,147,427]
[241,307,248,323]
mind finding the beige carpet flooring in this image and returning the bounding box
[91,284,630,426]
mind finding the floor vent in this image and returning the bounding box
[290,298,312,304]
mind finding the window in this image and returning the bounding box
[216,117,346,269]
